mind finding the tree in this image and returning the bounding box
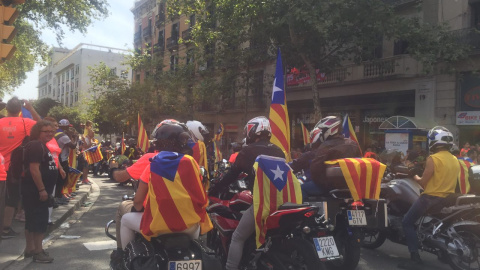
[33,97,60,117]
[47,105,84,131]
[169,0,470,120]
[0,0,109,96]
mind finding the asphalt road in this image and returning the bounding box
[17,175,451,270]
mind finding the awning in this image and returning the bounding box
[379,116,437,130]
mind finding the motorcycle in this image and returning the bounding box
[302,165,388,270]
[105,180,222,270]
[207,179,323,270]
[362,163,480,270]
[108,154,133,180]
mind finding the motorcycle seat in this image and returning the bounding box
[278,202,310,210]
[426,193,461,215]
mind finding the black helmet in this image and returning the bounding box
[104,140,111,147]
[151,121,191,152]
[231,142,242,152]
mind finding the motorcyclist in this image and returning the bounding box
[209,116,284,270]
[119,121,211,249]
[125,138,141,160]
[401,126,459,265]
[289,127,323,198]
[228,142,242,164]
[308,116,362,196]
[186,120,211,171]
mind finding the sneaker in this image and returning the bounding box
[24,250,34,259]
[410,252,423,265]
[33,250,53,263]
[1,228,19,239]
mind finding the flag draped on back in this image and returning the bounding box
[342,114,362,155]
[458,159,473,194]
[212,141,222,171]
[325,158,386,201]
[189,140,208,173]
[121,133,126,155]
[300,122,310,146]
[253,155,302,248]
[137,113,150,153]
[140,152,212,240]
[214,123,224,141]
[269,49,291,162]
[84,145,103,165]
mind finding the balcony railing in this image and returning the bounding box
[452,27,480,51]
[382,0,418,7]
[143,27,152,39]
[166,36,179,51]
[153,43,165,54]
[182,28,192,41]
[155,13,166,27]
[134,32,141,43]
[287,55,422,88]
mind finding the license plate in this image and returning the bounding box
[347,210,367,226]
[313,236,340,259]
[168,260,202,270]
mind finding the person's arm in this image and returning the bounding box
[133,181,148,211]
[23,100,41,121]
[290,151,314,173]
[59,166,66,179]
[113,169,131,183]
[413,156,434,188]
[30,162,48,201]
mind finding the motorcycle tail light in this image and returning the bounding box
[317,231,326,237]
[304,210,316,218]
[351,201,364,208]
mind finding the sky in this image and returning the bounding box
[4,0,134,101]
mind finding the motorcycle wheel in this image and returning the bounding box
[274,238,321,270]
[361,229,387,249]
[447,227,480,270]
[325,229,361,270]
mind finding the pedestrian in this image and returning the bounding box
[53,119,77,201]
[79,121,94,185]
[460,141,470,157]
[22,120,58,263]
[0,97,40,239]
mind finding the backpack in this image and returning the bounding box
[7,119,30,184]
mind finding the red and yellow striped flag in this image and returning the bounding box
[140,152,212,240]
[325,158,386,201]
[68,148,77,168]
[253,155,302,248]
[84,145,103,165]
[300,122,310,146]
[137,113,150,153]
[121,133,126,155]
[458,159,473,194]
[269,49,291,162]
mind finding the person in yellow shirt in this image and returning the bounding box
[402,126,459,265]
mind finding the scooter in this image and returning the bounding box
[362,164,480,270]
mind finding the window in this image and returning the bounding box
[471,2,480,29]
[157,30,164,48]
[189,15,195,28]
[75,64,80,75]
[394,40,409,55]
[76,79,79,89]
[71,68,74,79]
[121,70,128,79]
[66,70,70,82]
[48,85,51,94]
[251,70,264,96]
[171,23,179,41]
[186,49,194,65]
[109,67,117,76]
[75,92,78,102]
[135,74,140,82]
[170,54,178,71]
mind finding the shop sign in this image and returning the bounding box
[464,87,480,108]
[413,136,427,142]
[456,111,480,125]
[224,124,238,132]
[363,116,389,123]
[385,133,409,155]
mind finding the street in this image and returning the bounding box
[6,175,451,270]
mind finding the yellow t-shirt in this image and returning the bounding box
[423,150,459,197]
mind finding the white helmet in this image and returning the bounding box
[186,120,210,142]
[244,116,271,144]
[428,126,453,151]
[314,116,342,142]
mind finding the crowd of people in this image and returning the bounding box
[0,95,477,268]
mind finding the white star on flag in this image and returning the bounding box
[271,165,284,181]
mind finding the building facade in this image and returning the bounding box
[37,44,132,107]
[132,0,480,153]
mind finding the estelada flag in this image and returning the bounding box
[137,113,150,153]
[84,145,103,165]
[342,114,362,155]
[121,133,126,155]
[140,152,212,240]
[300,122,310,146]
[269,48,292,162]
[189,139,209,182]
[458,159,473,194]
[68,148,77,168]
[253,155,302,248]
[214,123,224,141]
[64,167,82,194]
[19,106,33,119]
[325,158,386,201]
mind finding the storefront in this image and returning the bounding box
[458,72,480,146]
[379,116,433,155]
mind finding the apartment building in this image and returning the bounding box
[132,0,480,151]
[37,44,132,107]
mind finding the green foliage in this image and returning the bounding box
[33,97,60,117]
[47,105,84,132]
[0,0,109,95]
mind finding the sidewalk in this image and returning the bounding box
[0,182,94,270]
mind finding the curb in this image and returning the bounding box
[1,181,96,270]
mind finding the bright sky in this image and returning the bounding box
[4,0,134,101]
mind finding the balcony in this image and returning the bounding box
[143,27,152,39]
[134,32,141,44]
[166,36,179,51]
[153,43,165,54]
[182,28,192,41]
[452,27,480,52]
[286,55,422,88]
[155,13,166,27]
